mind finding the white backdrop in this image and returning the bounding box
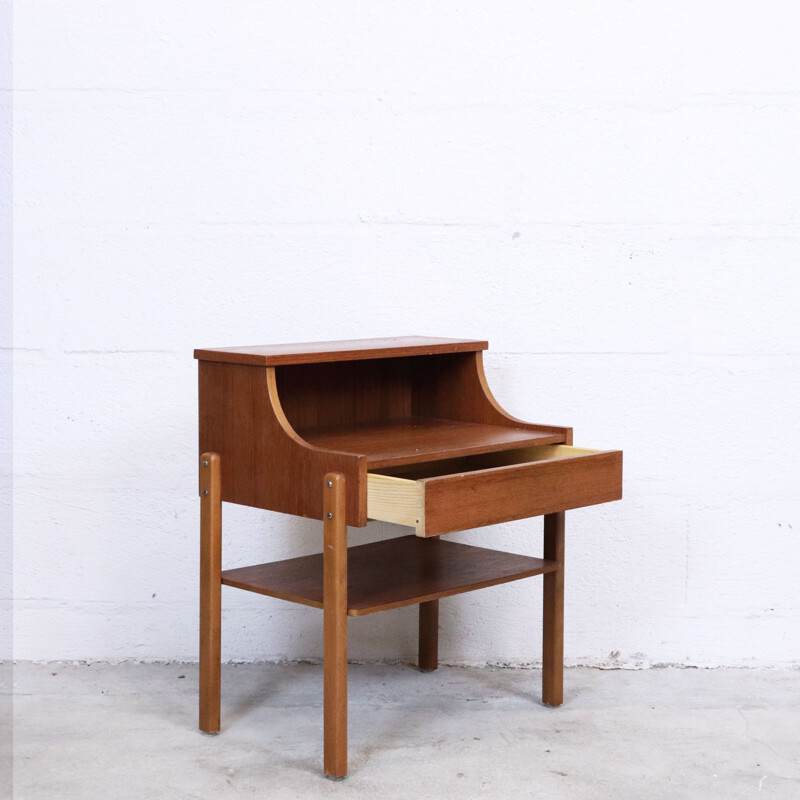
[12,1,800,666]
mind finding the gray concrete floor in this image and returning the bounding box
[8,662,800,799]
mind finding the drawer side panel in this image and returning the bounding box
[367,474,425,529]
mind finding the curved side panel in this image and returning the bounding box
[473,352,573,443]
[198,361,366,525]
[412,351,572,444]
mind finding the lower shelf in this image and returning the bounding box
[221,535,557,616]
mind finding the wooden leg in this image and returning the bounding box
[199,452,222,733]
[323,473,348,780]
[542,511,565,707]
[418,600,439,672]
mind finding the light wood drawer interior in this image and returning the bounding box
[367,444,622,536]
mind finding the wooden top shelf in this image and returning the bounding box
[221,536,557,616]
[298,417,565,468]
[194,336,488,367]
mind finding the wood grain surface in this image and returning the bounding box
[195,336,488,366]
[300,417,563,468]
[421,449,622,536]
[221,536,557,615]
[323,473,348,779]
[198,361,366,525]
[542,511,565,707]
[198,452,221,734]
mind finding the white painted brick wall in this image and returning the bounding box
[12,1,800,665]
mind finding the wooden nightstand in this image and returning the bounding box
[194,336,622,779]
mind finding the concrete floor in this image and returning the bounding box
[7,662,800,799]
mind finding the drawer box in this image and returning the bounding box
[367,445,622,536]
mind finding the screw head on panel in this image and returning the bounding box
[327,512,333,519]
[202,460,209,467]
[202,489,208,496]
[327,480,333,488]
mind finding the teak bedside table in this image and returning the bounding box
[194,336,622,779]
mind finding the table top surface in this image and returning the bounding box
[194,336,488,366]
[299,417,565,468]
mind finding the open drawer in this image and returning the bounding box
[367,445,622,536]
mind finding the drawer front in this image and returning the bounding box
[367,445,622,536]
[423,448,621,535]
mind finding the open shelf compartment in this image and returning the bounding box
[221,536,556,616]
[298,416,564,468]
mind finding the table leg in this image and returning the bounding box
[199,452,221,733]
[418,600,439,671]
[542,511,565,707]
[323,473,348,779]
